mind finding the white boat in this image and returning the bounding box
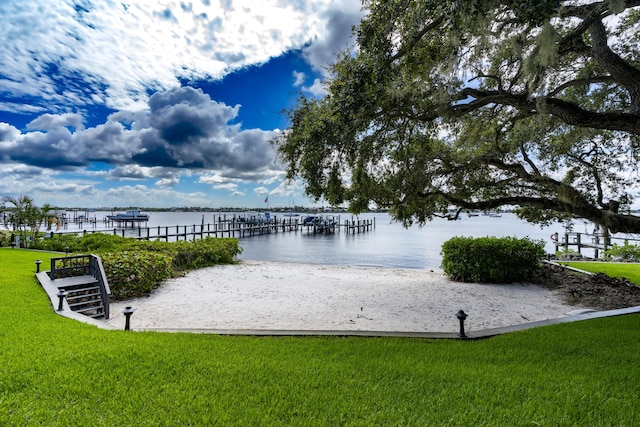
[106,210,149,221]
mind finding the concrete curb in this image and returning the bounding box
[116,306,640,339]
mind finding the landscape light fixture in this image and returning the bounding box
[123,306,135,331]
[57,289,68,311]
[456,310,468,338]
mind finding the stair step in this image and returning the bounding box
[54,275,99,287]
[75,305,104,314]
[69,299,102,309]
[66,291,102,301]
[65,286,101,295]
[87,311,106,319]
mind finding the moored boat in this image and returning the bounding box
[106,209,149,221]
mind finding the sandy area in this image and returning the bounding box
[105,260,590,334]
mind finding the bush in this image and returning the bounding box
[441,236,546,283]
[118,237,242,271]
[37,232,129,253]
[605,241,640,261]
[100,251,176,299]
[0,230,11,247]
[36,232,243,299]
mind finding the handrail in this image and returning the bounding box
[49,254,111,319]
[49,254,91,279]
[89,255,111,319]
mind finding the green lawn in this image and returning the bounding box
[558,260,640,286]
[2,248,640,425]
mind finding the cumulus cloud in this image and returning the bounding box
[0,86,281,179]
[0,0,362,112]
[213,183,239,191]
[0,122,20,142]
[300,2,364,76]
[27,113,85,132]
[155,177,180,188]
[0,0,365,207]
[302,78,327,97]
[292,71,306,87]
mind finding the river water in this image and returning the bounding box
[70,211,570,270]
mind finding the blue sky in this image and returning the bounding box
[0,0,365,209]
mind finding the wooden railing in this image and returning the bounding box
[47,216,375,242]
[49,254,111,319]
[554,232,640,258]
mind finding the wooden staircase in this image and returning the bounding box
[48,255,111,319]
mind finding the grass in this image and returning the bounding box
[2,248,640,425]
[557,260,640,286]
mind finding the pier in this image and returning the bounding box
[55,209,99,229]
[49,214,375,242]
[553,231,640,258]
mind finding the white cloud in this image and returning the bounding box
[292,70,306,87]
[213,183,239,191]
[253,186,269,196]
[0,87,283,178]
[155,177,179,187]
[0,0,366,208]
[198,173,226,184]
[0,0,363,112]
[302,78,326,97]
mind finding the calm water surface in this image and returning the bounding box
[85,211,566,270]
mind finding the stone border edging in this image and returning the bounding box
[120,306,640,339]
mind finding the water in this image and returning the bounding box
[232,213,559,270]
[77,211,563,270]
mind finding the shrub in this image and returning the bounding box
[37,232,129,253]
[119,237,242,271]
[100,251,176,299]
[441,236,546,283]
[0,230,11,247]
[604,241,640,261]
[36,232,242,299]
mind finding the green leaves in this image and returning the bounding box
[277,0,640,232]
[441,236,546,283]
[1,194,59,247]
[101,251,174,299]
[38,233,242,300]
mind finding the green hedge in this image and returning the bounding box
[0,230,11,247]
[101,251,176,299]
[441,236,545,283]
[37,232,128,253]
[37,233,242,299]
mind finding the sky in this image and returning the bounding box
[0,0,365,209]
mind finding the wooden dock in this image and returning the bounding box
[49,215,375,242]
[553,231,640,258]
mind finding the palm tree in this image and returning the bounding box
[1,195,58,247]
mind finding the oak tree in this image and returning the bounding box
[277,0,640,233]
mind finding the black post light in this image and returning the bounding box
[456,310,468,338]
[57,289,67,311]
[35,259,42,273]
[123,306,135,331]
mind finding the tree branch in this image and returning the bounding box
[547,77,616,98]
[452,88,640,134]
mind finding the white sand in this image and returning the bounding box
[105,260,588,334]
